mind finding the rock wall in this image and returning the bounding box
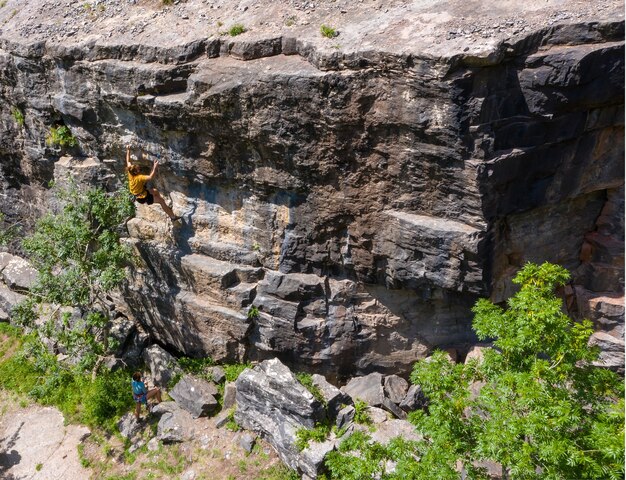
[0,0,623,378]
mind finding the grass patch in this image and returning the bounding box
[295,422,331,451]
[228,23,246,36]
[225,408,241,432]
[223,362,252,382]
[0,327,133,433]
[257,463,300,480]
[295,372,325,405]
[320,24,337,38]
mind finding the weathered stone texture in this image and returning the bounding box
[0,1,623,377]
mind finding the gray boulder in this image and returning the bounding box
[312,373,352,417]
[336,405,355,429]
[142,344,183,388]
[235,358,325,472]
[169,374,219,418]
[370,419,422,445]
[383,375,409,404]
[153,401,196,443]
[222,381,237,409]
[239,433,257,453]
[117,412,142,440]
[381,397,407,420]
[341,372,385,407]
[589,332,625,374]
[0,253,37,291]
[299,437,337,479]
[399,384,428,412]
[0,283,26,319]
[209,366,226,383]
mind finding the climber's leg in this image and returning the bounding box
[149,188,178,221]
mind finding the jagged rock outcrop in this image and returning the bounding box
[0,0,623,377]
[234,358,326,471]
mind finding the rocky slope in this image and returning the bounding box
[0,0,623,377]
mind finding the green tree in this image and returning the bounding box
[13,181,134,376]
[409,262,624,479]
[323,263,624,480]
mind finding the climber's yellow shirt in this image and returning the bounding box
[128,173,150,198]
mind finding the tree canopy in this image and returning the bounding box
[325,262,624,480]
[13,181,134,371]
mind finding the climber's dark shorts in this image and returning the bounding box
[135,191,154,205]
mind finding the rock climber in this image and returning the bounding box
[131,371,162,420]
[126,145,180,222]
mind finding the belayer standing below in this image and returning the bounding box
[126,145,180,222]
[132,371,162,420]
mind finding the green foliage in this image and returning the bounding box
[295,422,331,451]
[223,362,252,382]
[11,107,24,126]
[0,328,133,432]
[46,125,77,148]
[161,0,172,5]
[228,23,246,36]
[295,372,325,404]
[224,408,241,432]
[14,182,134,368]
[407,262,625,480]
[320,24,337,38]
[256,463,300,480]
[247,305,259,320]
[353,399,372,425]
[0,212,20,246]
[178,356,214,377]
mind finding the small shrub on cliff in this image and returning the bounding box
[46,125,77,149]
[11,107,24,126]
[320,24,337,38]
[223,362,252,382]
[228,23,246,36]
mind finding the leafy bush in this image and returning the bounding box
[223,362,252,382]
[320,24,337,38]
[46,125,77,148]
[15,182,134,373]
[295,422,331,451]
[352,399,371,425]
[82,369,134,431]
[408,262,625,479]
[228,23,246,36]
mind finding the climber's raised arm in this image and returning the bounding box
[125,145,132,169]
[147,160,159,181]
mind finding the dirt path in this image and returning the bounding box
[0,398,91,480]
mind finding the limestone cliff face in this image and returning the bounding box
[0,0,623,377]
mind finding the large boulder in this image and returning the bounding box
[383,375,409,404]
[235,358,326,473]
[153,401,196,443]
[341,372,385,407]
[169,374,219,418]
[142,344,183,388]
